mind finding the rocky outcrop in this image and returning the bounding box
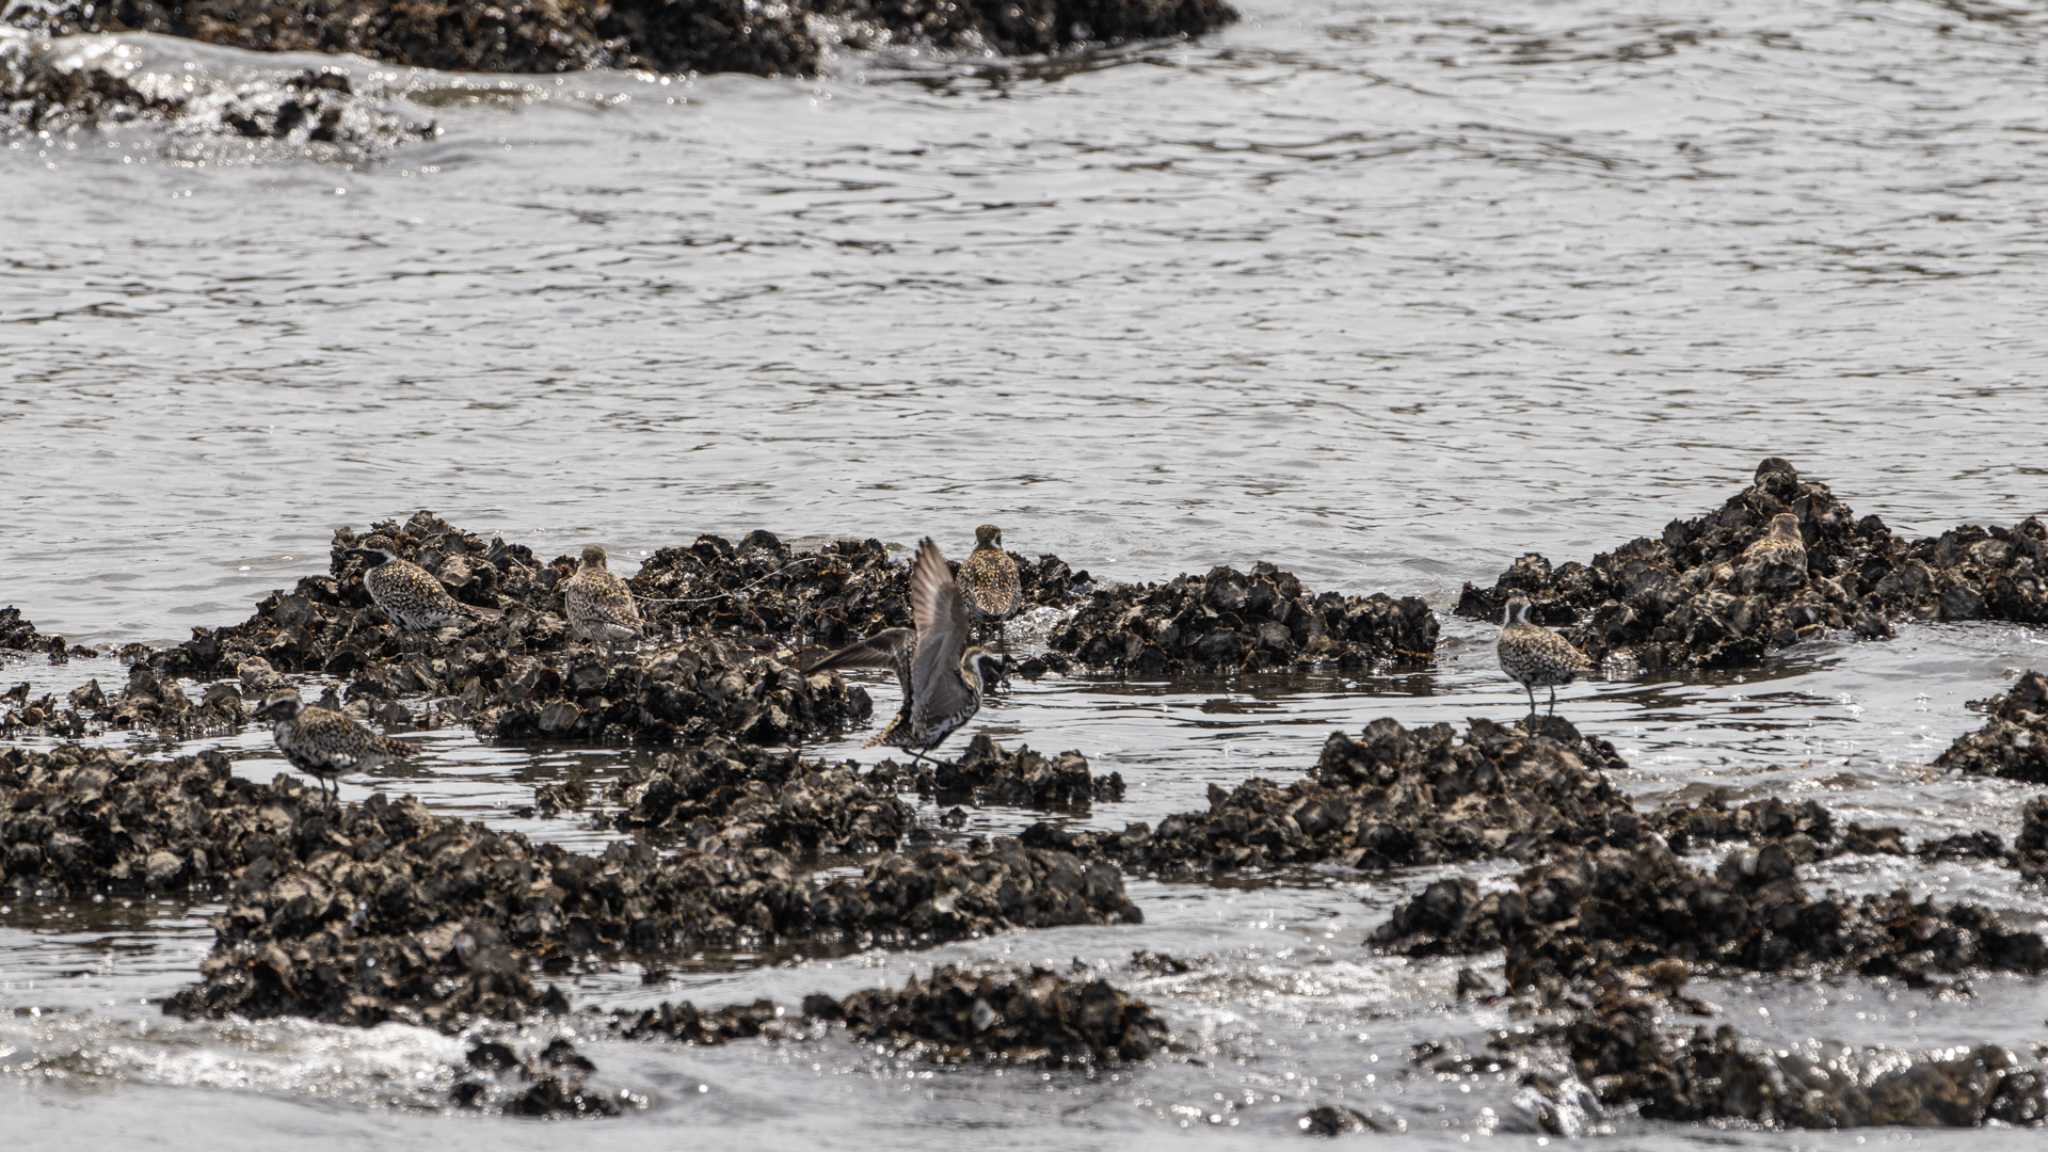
[1456,458,2048,670]
[7,0,1241,79]
[1372,838,2048,992]
[1935,671,2048,784]
[1023,717,1636,876]
[607,737,914,855]
[1043,563,1438,676]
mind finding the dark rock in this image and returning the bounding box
[1047,563,1436,675]
[9,0,1240,79]
[1022,716,1635,877]
[1372,838,2048,992]
[1298,1103,1384,1135]
[887,734,1124,810]
[608,737,913,856]
[613,998,796,1045]
[830,964,1166,1067]
[0,606,46,651]
[1935,671,2048,783]
[1555,989,2047,1128]
[1455,460,2048,670]
[630,533,1086,657]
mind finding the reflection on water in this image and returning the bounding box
[5,0,2048,1145]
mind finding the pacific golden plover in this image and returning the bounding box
[1497,595,1595,719]
[563,545,644,647]
[253,689,413,805]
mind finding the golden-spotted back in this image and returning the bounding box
[563,544,643,645]
[958,523,1022,621]
[1496,596,1595,718]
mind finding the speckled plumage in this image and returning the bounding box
[563,545,643,645]
[804,537,1001,762]
[1740,513,1808,569]
[254,692,412,803]
[357,549,490,631]
[958,524,1023,622]
[1497,596,1595,717]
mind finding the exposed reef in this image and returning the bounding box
[628,531,1087,655]
[607,736,914,855]
[1372,837,2048,993]
[1042,562,1438,676]
[866,734,1125,811]
[1936,670,2048,784]
[619,963,1166,1068]
[6,0,1242,79]
[1456,458,2048,670]
[1022,717,1635,877]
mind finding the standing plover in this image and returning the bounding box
[1738,512,1808,590]
[353,548,495,633]
[563,545,643,647]
[957,524,1023,626]
[805,537,1002,763]
[252,690,413,805]
[1497,595,1595,719]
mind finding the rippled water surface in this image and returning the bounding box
[4,0,2048,1146]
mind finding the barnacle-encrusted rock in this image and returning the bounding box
[1935,671,2048,784]
[866,734,1122,811]
[1456,459,2048,670]
[1372,837,2048,991]
[1045,563,1437,675]
[8,0,1241,78]
[0,605,46,651]
[608,737,913,855]
[1554,989,2047,1128]
[628,532,1087,655]
[825,964,1166,1066]
[617,964,1167,1068]
[1022,717,1635,877]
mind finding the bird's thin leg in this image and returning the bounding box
[1524,684,1537,719]
[1547,686,1558,717]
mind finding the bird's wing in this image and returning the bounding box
[910,538,973,730]
[805,628,915,680]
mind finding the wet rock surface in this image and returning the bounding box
[1043,563,1438,676]
[1455,459,2048,670]
[0,606,43,651]
[1549,989,2048,1128]
[0,31,433,159]
[619,963,1167,1068]
[451,1037,625,1117]
[629,532,1087,654]
[1935,670,2048,784]
[1023,717,1634,877]
[607,737,914,855]
[1372,837,2048,992]
[826,963,1167,1066]
[8,0,1240,78]
[148,512,871,746]
[1,664,247,741]
[868,734,1124,811]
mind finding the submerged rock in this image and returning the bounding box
[451,1036,624,1118]
[1372,837,2048,992]
[1456,458,2048,670]
[1935,671,2048,784]
[1023,716,1635,877]
[8,0,1240,78]
[1045,562,1438,675]
[0,32,433,159]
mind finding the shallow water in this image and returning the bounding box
[4,0,2048,1145]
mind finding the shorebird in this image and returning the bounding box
[804,537,1002,764]
[252,690,414,805]
[562,545,643,647]
[1497,595,1595,719]
[1740,513,1808,570]
[352,548,496,635]
[957,523,1023,630]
